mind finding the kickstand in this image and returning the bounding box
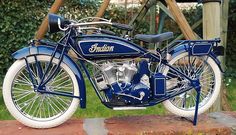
[181,86,201,126]
[193,86,201,126]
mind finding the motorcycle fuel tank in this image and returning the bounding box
[77,35,145,59]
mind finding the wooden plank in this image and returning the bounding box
[128,0,150,27]
[35,0,64,40]
[157,1,175,21]
[149,2,157,49]
[150,3,156,34]
[128,0,156,30]
[157,9,167,34]
[165,0,196,40]
[95,0,110,18]
[170,19,202,44]
[125,0,128,24]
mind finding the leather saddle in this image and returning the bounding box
[135,32,173,43]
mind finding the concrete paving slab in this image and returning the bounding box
[0,119,85,135]
[105,114,231,135]
[0,112,235,135]
[209,112,236,134]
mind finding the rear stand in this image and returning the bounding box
[182,86,201,126]
[193,86,201,125]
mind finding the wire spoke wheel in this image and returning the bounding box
[162,52,221,117]
[3,55,79,128]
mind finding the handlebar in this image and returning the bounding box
[49,14,132,33]
[70,21,133,31]
[111,23,133,31]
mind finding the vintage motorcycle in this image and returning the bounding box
[2,14,224,128]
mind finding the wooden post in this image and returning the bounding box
[165,0,196,40]
[202,0,222,112]
[220,0,231,111]
[35,0,64,40]
[220,0,229,70]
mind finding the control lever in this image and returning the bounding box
[100,29,116,36]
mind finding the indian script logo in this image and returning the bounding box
[89,43,114,53]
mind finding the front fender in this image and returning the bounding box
[12,45,86,108]
[169,44,224,72]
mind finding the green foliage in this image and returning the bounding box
[0,1,235,79]
[0,1,149,85]
[225,0,236,75]
[0,0,49,80]
[0,0,98,83]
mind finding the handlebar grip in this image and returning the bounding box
[63,20,71,25]
[111,23,133,31]
[100,29,116,35]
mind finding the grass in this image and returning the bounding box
[225,78,236,110]
[0,80,166,120]
[73,81,165,119]
[0,93,13,120]
[0,78,235,120]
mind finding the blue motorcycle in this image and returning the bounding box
[2,14,224,128]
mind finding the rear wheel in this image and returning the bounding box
[3,55,79,128]
[162,52,221,117]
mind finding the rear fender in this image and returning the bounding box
[12,45,86,108]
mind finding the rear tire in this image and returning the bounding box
[162,52,221,117]
[3,55,79,128]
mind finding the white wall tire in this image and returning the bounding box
[162,52,222,117]
[3,55,79,128]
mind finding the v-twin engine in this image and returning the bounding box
[95,61,137,89]
[93,60,151,105]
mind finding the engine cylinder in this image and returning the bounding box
[94,61,138,90]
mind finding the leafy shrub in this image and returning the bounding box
[0,0,99,82]
[0,0,50,80]
[0,0,235,84]
[225,0,236,75]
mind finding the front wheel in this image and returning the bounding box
[162,52,222,117]
[3,55,79,128]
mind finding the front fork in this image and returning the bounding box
[24,43,64,88]
[23,41,80,99]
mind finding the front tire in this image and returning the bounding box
[162,52,222,117]
[3,55,79,128]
